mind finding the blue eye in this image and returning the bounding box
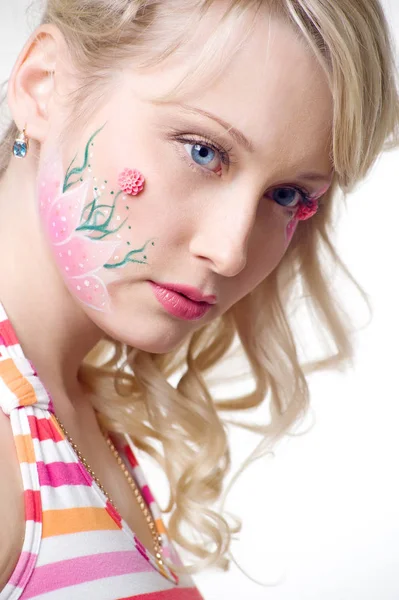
[184,143,221,172]
[192,144,215,165]
[271,187,305,208]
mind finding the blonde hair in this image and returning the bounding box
[1,0,398,577]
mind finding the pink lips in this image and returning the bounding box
[149,281,216,321]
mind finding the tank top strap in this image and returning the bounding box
[0,303,54,416]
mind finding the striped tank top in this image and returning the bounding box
[0,303,204,599]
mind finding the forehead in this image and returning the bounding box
[125,6,333,172]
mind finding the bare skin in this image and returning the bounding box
[0,5,333,588]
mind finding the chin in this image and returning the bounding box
[93,310,191,354]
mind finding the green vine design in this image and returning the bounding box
[63,124,106,192]
[76,191,127,240]
[104,240,155,269]
[61,124,154,268]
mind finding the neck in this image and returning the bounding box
[0,146,103,408]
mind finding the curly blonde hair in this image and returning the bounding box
[1,0,398,577]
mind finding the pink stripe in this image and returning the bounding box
[141,484,155,506]
[0,319,19,346]
[24,490,42,523]
[23,551,153,597]
[105,499,122,527]
[28,415,64,442]
[9,551,38,588]
[37,461,92,487]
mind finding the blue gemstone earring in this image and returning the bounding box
[13,127,29,159]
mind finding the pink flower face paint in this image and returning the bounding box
[37,126,154,312]
[38,162,120,311]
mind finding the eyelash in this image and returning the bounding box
[174,134,233,170]
[173,134,316,210]
[276,186,313,208]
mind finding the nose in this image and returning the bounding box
[189,193,257,278]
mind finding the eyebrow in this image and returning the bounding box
[295,171,334,184]
[175,103,333,183]
[177,103,255,153]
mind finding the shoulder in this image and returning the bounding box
[0,409,25,591]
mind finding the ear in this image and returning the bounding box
[7,25,70,143]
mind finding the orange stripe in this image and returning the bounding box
[42,507,121,538]
[0,358,37,407]
[155,519,167,535]
[14,434,36,464]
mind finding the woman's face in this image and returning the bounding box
[38,10,333,353]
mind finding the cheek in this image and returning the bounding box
[286,217,298,243]
[255,201,296,258]
[37,127,154,313]
[230,215,290,302]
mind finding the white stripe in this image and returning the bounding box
[0,343,19,363]
[133,467,148,490]
[21,519,39,552]
[9,355,32,376]
[32,437,79,465]
[0,341,24,361]
[11,407,34,436]
[20,462,41,491]
[0,346,9,363]
[29,376,52,408]
[0,376,19,414]
[150,503,162,522]
[0,582,21,600]
[35,529,135,567]
[40,483,104,512]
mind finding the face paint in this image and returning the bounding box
[285,182,332,242]
[286,217,298,243]
[296,198,319,221]
[37,125,153,312]
[294,181,332,222]
[118,168,145,196]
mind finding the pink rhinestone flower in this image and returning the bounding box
[118,168,145,196]
[296,199,319,221]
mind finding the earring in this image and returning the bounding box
[13,127,29,159]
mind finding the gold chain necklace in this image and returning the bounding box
[53,414,164,570]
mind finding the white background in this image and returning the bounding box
[1,2,398,599]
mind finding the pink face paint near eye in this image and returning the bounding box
[296,199,319,221]
[37,154,120,312]
[118,168,145,196]
[286,217,298,243]
[296,182,332,221]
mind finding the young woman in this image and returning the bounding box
[0,0,397,598]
